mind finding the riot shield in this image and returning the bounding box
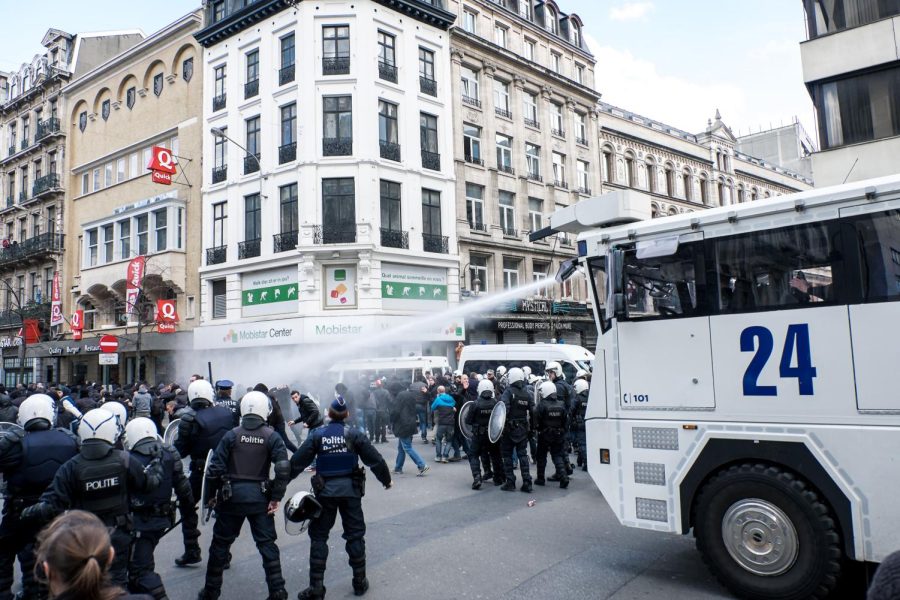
[458,401,474,440]
[200,449,215,524]
[487,400,506,444]
[163,418,180,446]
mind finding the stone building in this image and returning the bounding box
[0,28,143,385]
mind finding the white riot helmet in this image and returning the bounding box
[575,369,588,381]
[573,379,590,395]
[188,379,215,404]
[522,366,532,378]
[496,365,507,377]
[124,417,159,451]
[476,379,495,397]
[103,401,128,440]
[539,381,558,400]
[284,491,323,535]
[17,394,57,429]
[507,367,525,385]
[77,408,120,445]
[545,361,562,377]
[240,391,272,419]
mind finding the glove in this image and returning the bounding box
[20,503,51,523]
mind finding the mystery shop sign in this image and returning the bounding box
[242,267,299,317]
[493,320,574,331]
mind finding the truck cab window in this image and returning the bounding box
[622,242,703,320]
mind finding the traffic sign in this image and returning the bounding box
[99,353,118,365]
[99,335,118,353]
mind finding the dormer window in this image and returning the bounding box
[571,22,581,46]
[547,7,558,34]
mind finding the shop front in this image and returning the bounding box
[465,298,597,348]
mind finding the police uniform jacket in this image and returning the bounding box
[465,392,497,435]
[129,439,194,531]
[289,419,391,497]
[206,415,290,510]
[535,397,569,435]
[500,382,534,439]
[215,392,241,427]
[572,391,589,432]
[553,379,575,413]
[174,402,234,461]
[0,424,78,505]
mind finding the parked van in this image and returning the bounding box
[458,344,593,381]
[328,355,451,384]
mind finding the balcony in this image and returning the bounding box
[527,172,543,183]
[279,142,297,164]
[314,225,356,244]
[419,76,437,96]
[461,95,481,109]
[322,56,350,76]
[0,232,64,268]
[577,186,592,195]
[554,179,568,189]
[464,153,483,166]
[20,139,29,151]
[380,228,409,249]
[422,233,449,254]
[244,79,259,99]
[323,137,352,157]
[35,117,61,141]
[421,150,440,171]
[32,173,61,198]
[495,107,512,119]
[524,118,540,129]
[279,63,295,85]
[498,164,515,175]
[2,196,12,211]
[502,226,518,237]
[469,222,488,233]
[551,128,565,138]
[273,230,298,253]
[206,245,227,265]
[18,192,27,204]
[380,141,401,162]
[238,238,261,259]
[243,153,261,175]
[212,166,227,184]
[212,94,226,111]
[576,136,589,146]
[7,146,14,158]
[378,61,398,83]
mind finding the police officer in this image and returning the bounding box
[173,379,234,567]
[572,379,589,471]
[465,380,504,490]
[289,396,393,599]
[125,417,195,600]
[498,368,534,492]
[545,362,575,475]
[196,391,290,600]
[534,381,569,488]
[0,394,78,600]
[215,380,240,426]
[22,408,163,586]
[102,399,129,449]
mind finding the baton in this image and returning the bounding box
[161,518,183,538]
[208,361,213,383]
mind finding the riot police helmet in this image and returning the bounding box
[284,491,323,535]
[77,408,120,445]
[240,390,272,419]
[496,365,507,377]
[477,380,495,397]
[539,381,558,400]
[17,393,56,429]
[507,367,525,385]
[103,401,128,440]
[522,366,532,378]
[573,379,590,395]
[188,379,215,405]
[124,417,159,451]
[545,361,562,377]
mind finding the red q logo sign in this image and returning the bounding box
[148,146,177,174]
[71,310,84,331]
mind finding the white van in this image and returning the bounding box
[458,343,593,381]
[328,355,451,384]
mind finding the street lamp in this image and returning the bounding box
[210,127,265,198]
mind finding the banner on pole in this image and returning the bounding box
[50,271,63,327]
[125,257,146,316]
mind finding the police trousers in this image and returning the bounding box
[307,495,366,586]
[500,433,532,486]
[573,429,587,467]
[204,509,284,596]
[467,433,503,483]
[0,506,42,600]
[108,524,133,587]
[179,462,203,552]
[536,432,568,483]
[129,527,166,599]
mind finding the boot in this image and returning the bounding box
[500,481,516,491]
[534,478,545,486]
[582,464,587,472]
[352,570,369,597]
[175,547,202,567]
[297,585,326,600]
[520,481,533,493]
[267,591,288,600]
[471,476,482,490]
[548,473,561,482]
[197,588,219,600]
[560,477,569,489]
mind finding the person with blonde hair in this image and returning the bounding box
[35,510,151,600]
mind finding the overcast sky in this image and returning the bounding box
[0,0,816,141]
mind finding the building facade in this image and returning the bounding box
[192,0,461,374]
[47,12,204,385]
[448,0,600,346]
[0,28,143,386]
[736,120,815,181]
[800,0,900,185]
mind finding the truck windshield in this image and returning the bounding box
[587,256,610,333]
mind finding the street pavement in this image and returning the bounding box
[154,437,736,600]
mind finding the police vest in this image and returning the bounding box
[554,380,570,406]
[72,450,130,519]
[315,423,358,477]
[507,385,532,421]
[192,406,234,459]
[475,397,494,427]
[542,400,566,430]
[130,446,174,510]
[6,429,78,501]
[573,393,588,428]
[227,425,273,482]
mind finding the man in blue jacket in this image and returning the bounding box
[430,387,456,463]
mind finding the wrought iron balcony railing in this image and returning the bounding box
[498,164,515,175]
[244,79,259,99]
[421,150,440,171]
[279,142,297,164]
[273,230,298,253]
[378,61,398,83]
[502,226,518,237]
[524,118,540,129]
[551,128,566,138]
[527,172,543,183]
[554,179,568,189]
[279,64,295,85]
[35,117,61,141]
[323,137,352,157]
[212,166,227,184]
[238,238,261,259]
[212,94,226,111]
[495,107,512,119]
[380,228,409,249]
[380,141,401,162]
[32,173,61,197]
[464,154,483,166]
[577,186,592,195]
[322,56,350,75]
[313,225,356,244]
[419,77,437,96]
[461,95,481,109]
[244,153,261,174]
[422,233,449,254]
[576,136,589,146]
[469,222,488,233]
[0,233,64,268]
[206,245,227,265]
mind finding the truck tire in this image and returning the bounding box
[694,463,841,600]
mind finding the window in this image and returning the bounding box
[533,261,550,295]
[103,224,113,262]
[461,66,480,103]
[546,6,558,34]
[470,255,489,292]
[245,49,259,97]
[116,158,125,183]
[246,116,260,157]
[31,212,40,237]
[466,183,485,230]
[528,197,543,231]
[463,9,477,34]
[214,127,227,169]
[520,0,532,19]
[420,113,439,154]
[212,202,227,247]
[153,73,163,97]
[182,57,194,82]
[494,23,507,48]
[92,167,101,192]
[494,80,511,116]
[422,189,442,236]
[118,219,131,259]
[814,65,900,149]
[177,208,184,249]
[684,170,693,201]
[44,268,53,302]
[575,112,587,143]
[323,96,352,150]
[524,38,535,61]
[280,183,298,234]
[101,100,110,121]
[495,133,512,171]
[130,153,138,178]
[136,214,148,255]
[379,179,402,231]
[849,209,900,301]
[323,25,350,74]
[281,33,295,68]
[805,0,900,38]
[322,178,356,241]
[244,194,261,242]
[552,152,566,185]
[87,229,98,266]
[126,87,136,109]
[378,31,396,66]
[212,0,225,22]
[154,209,167,251]
[30,272,39,303]
[526,143,541,178]
[214,65,226,108]
[22,117,29,144]
[378,100,399,145]
[524,91,538,125]
[665,164,675,197]
[463,123,481,163]
[281,103,296,147]
[550,102,564,134]
[419,47,435,81]
[625,154,635,187]
[623,241,701,319]
[571,23,582,47]
[577,160,589,192]
[503,258,520,289]
[499,191,516,235]
[574,63,585,84]
[104,163,113,188]
[551,52,561,73]
[211,279,226,319]
[81,172,89,195]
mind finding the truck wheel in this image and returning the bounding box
[694,463,841,600]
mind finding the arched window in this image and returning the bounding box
[717,178,726,206]
[625,153,635,187]
[664,164,675,197]
[699,172,709,205]
[571,22,581,46]
[737,184,745,204]
[547,7,558,34]
[645,158,657,193]
[682,168,692,201]
[750,188,758,202]
[651,204,659,219]
[602,147,614,183]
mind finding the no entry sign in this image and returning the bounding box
[99,335,119,354]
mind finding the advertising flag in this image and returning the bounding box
[50,271,63,326]
[125,256,146,316]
